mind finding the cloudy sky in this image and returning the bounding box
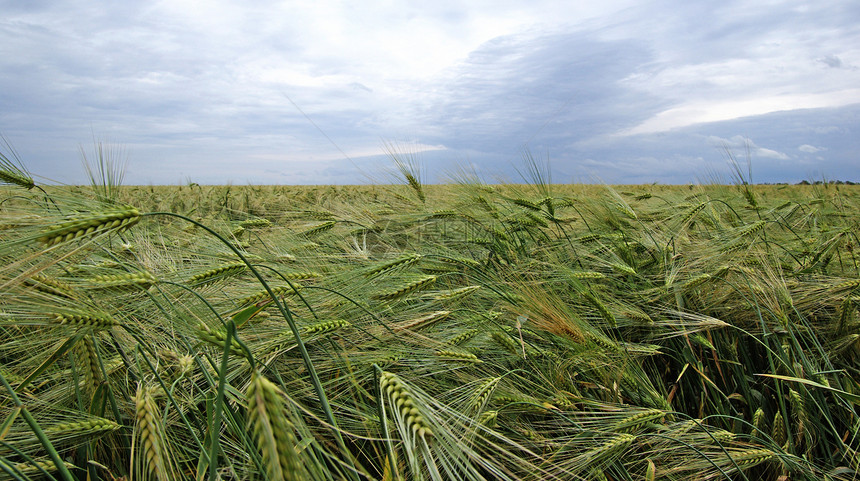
[1,0,858,185]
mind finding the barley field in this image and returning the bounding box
[1,155,859,480]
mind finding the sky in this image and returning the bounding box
[1,0,858,185]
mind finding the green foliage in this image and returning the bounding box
[0,156,859,480]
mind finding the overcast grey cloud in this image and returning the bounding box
[1,0,857,185]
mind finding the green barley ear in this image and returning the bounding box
[837,296,856,334]
[53,309,117,329]
[436,255,481,269]
[509,211,549,229]
[509,197,541,211]
[135,384,172,481]
[729,448,776,470]
[246,371,305,481]
[405,173,425,204]
[434,349,482,363]
[426,209,458,220]
[491,330,522,356]
[478,410,498,427]
[9,459,77,478]
[240,217,273,228]
[301,220,336,237]
[588,467,609,481]
[394,310,449,332]
[583,433,636,465]
[583,291,617,327]
[196,323,246,357]
[752,407,767,438]
[374,275,437,301]
[612,200,637,220]
[379,371,433,440]
[645,458,657,481]
[534,194,556,207]
[789,389,808,446]
[177,354,194,378]
[433,285,481,300]
[469,377,502,413]
[737,219,767,238]
[37,205,140,246]
[611,409,666,433]
[303,319,350,336]
[236,284,301,308]
[187,261,246,286]
[308,209,339,221]
[771,410,787,448]
[680,201,707,226]
[280,270,322,280]
[568,271,606,280]
[365,253,422,278]
[385,141,425,204]
[0,134,35,190]
[444,328,479,347]
[88,270,157,290]
[0,164,35,189]
[832,278,860,295]
[45,416,120,439]
[24,274,78,299]
[74,335,102,393]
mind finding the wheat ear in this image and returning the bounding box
[135,385,170,481]
[366,254,422,278]
[374,276,437,301]
[379,371,433,440]
[246,371,304,481]
[37,206,140,246]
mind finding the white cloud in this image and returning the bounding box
[798,144,825,153]
[756,147,790,160]
[810,126,845,135]
[612,2,860,137]
[617,90,860,136]
[705,135,790,161]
